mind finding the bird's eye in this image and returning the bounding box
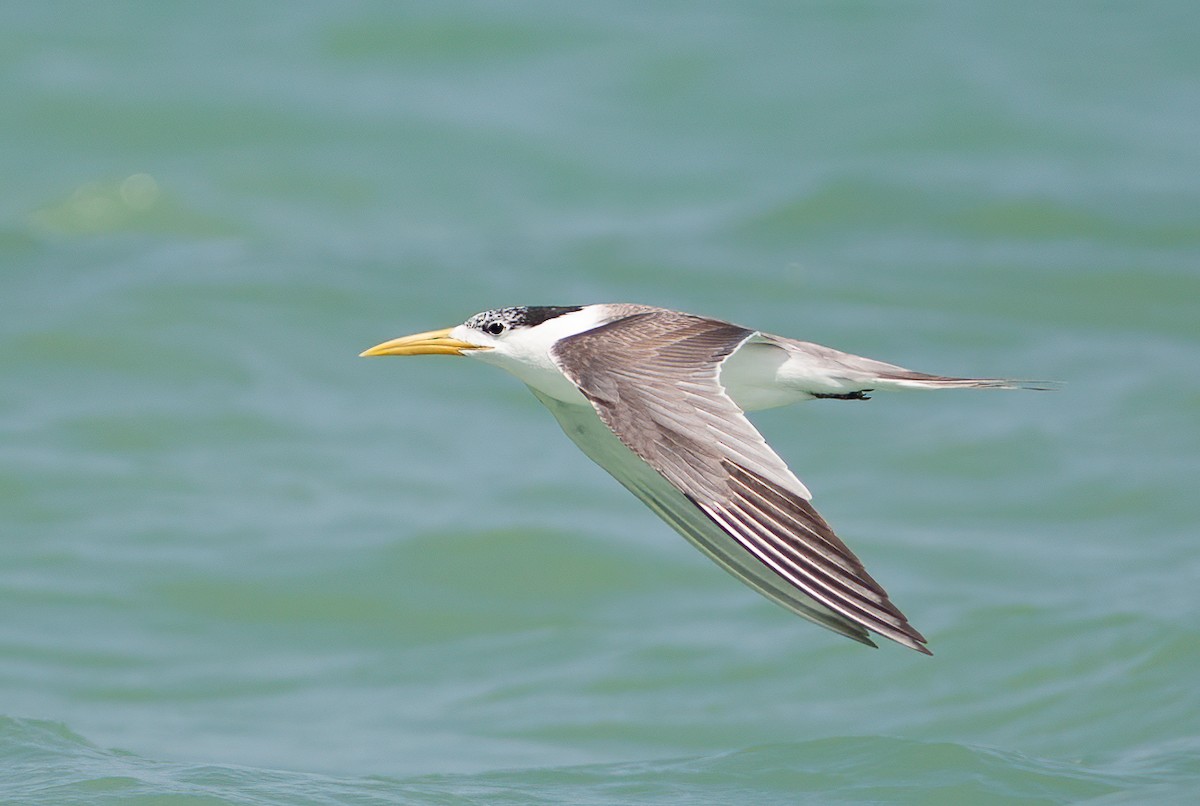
[484,322,505,336]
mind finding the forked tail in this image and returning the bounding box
[871,371,1061,392]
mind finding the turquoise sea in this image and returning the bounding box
[3,3,1198,803]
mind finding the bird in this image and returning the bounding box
[361,303,1050,654]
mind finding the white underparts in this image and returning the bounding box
[719,338,825,411]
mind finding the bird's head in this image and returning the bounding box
[361,305,607,402]
[359,305,591,359]
[375,305,641,385]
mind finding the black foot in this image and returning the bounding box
[812,389,873,401]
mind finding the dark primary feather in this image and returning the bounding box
[550,308,929,653]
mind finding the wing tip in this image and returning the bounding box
[887,626,933,655]
[835,622,933,655]
[883,619,933,655]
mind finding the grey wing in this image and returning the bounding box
[550,311,929,653]
[531,389,877,647]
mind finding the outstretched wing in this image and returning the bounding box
[549,310,929,653]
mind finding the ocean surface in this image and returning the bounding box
[3,2,1198,803]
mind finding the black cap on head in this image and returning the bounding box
[465,305,583,333]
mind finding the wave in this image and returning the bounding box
[3,716,1194,805]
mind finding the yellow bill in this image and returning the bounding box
[359,328,489,357]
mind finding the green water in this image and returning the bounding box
[3,3,1199,803]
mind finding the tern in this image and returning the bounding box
[362,304,1048,654]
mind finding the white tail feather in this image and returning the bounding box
[873,374,1061,392]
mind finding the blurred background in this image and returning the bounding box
[2,2,1198,803]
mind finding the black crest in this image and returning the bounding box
[465,305,582,332]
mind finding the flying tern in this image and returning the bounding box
[362,303,1049,654]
